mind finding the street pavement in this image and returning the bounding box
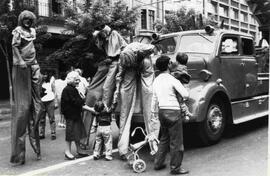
[0,110,268,176]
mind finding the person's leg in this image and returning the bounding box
[93,126,103,159]
[28,64,43,159]
[47,100,56,140]
[10,66,32,164]
[102,60,118,107]
[81,64,109,147]
[39,102,46,138]
[154,125,170,169]
[168,112,188,174]
[102,126,113,160]
[118,69,137,157]
[64,141,75,159]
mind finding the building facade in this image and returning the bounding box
[119,0,165,35]
[165,0,261,41]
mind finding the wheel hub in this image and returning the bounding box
[207,106,223,133]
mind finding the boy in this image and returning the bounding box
[93,101,113,161]
[170,52,192,122]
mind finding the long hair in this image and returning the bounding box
[18,10,36,27]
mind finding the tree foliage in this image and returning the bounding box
[156,7,217,34]
[47,0,139,72]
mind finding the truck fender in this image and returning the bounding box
[188,81,231,122]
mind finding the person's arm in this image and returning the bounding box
[70,88,85,107]
[82,105,96,113]
[12,30,26,68]
[115,31,127,50]
[173,78,189,100]
[111,61,125,110]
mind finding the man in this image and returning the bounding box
[152,55,189,175]
[10,10,42,165]
[112,42,160,160]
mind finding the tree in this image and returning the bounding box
[157,7,216,34]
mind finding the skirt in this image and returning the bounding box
[65,118,87,142]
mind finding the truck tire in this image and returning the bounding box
[197,99,226,145]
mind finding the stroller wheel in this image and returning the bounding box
[133,159,146,173]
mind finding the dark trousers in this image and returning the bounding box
[39,100,56,136]
[154,109,184,172]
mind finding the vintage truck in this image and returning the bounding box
[131,26,269,145]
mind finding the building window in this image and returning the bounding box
[38,0,49,17]
[157,1,160,18]
[211,2,218,14]
[149,10,155,30]
[240,12,248,22]
[233,9,238,19]
[52,0,62,15]
[141,9,147,29]
[219,5,228,17]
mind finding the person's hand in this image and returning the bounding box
[111,102,117,112]
[18,62,27,68]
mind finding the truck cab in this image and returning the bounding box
[150,26,269,145]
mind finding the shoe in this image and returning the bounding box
[65,153,75,160]
[93,155,100,160]
[120,155,127,161]
[105,156,113,161]
[76,153,89,159]
[36,153,41,160]
[51,135,56,140]
[154,164,166,170]
[39,135,45,139]
[170,168,189,175]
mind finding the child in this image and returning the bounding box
[170,52,192,122]
[93,101,113,161]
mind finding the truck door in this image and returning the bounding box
[240,37,258,97]
[219,35,246,99]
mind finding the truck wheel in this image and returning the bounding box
[198,99,226,145]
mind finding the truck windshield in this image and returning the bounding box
[154,37,178,54]
[179,34,216,54]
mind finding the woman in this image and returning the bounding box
[61,71,95,160]
[10,10,42,165]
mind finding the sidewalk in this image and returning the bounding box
[0,111,120,176]
[0,99,11,121]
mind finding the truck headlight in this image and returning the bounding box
[199,69,212,82]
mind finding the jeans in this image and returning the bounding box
[154,109,184,172]
[93,125,112,157]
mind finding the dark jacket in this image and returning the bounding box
[61,84,84,121]
[96,111,111,126]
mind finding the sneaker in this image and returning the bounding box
[105,156,113,161]
[170,167,189,175]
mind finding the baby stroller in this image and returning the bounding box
[126,127,159,173]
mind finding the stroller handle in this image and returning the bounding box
[131,127,146,137]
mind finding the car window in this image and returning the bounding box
[241,38,254,55]
[153,37,177,54]
[221,37,239,55]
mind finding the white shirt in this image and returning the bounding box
[152,72,189,110]
[41,80,55,102]
[54,79,67,101]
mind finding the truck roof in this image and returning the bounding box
[159,29,254,39]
